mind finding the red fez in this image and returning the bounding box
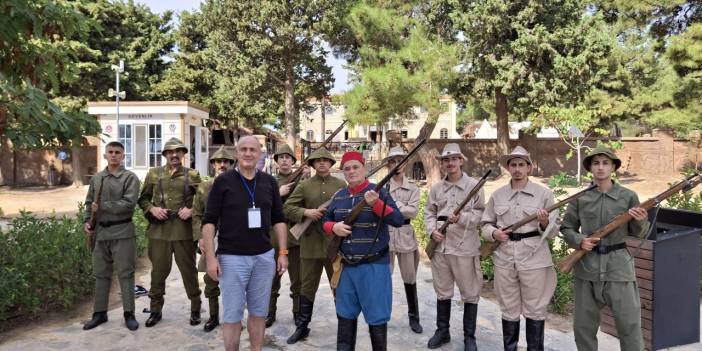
[340,151,365,167]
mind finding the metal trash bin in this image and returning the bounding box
[600,207,701,350]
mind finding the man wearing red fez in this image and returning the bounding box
[323,151,405,350]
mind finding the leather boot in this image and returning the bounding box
[124,311,139,331]
[190,311,201,326]
[463,303,478,351]
[526,318,545,351]
[427,299,451,349]
[83,311,108,330]
[369,323,387,351]
[203,314,219,332]
[293,312,301,327]
[145,312,162,327]
[265,310,276,328]
[404,283,423,334]
[336,315,358,351]
[502,319,520,351]
[287,295,313,344]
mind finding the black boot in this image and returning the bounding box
[266,293,278,328]
[265,310,276,328]
[526,318,545,351]
[502,319,520,351]
[463,303,478,351]
[427,299,451,349]
[293,312,301,327]
[145,312,162,327]
[190,311,201,326]
[337,315,358,351]
[369,323,387,351]
[124,311,139,331]
[287,295,313,344]
[204,314,219,332]
[404,283,423,334]
[83,311,108,330]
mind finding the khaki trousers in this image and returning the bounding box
[430,253,482,303]
[390,250,419,284]
[494,265,556,321]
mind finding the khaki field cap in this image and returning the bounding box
[384,146,407,162]
[306,147,336,167]
[274,144,297,163]
[500,146,532,167]
[437,143,466,160]
[209,146,236,163]
[583,147,621,171]
[161,137,188,156]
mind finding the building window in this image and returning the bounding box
[149,125,162,167]
[306,130,314,141]
[440,128,448,139]
[119,124,133,168]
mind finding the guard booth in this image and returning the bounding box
[87,101,210,179]
[600,207,701,350]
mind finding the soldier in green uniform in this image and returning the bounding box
[266,144,306,328]
[192,146,236,332]
[83,141,141,331]
[138,137,203,327]
[561,147,649,351]
[283,147,346,344]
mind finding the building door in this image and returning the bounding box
[189,125,197,169]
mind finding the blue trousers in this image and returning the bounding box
[336,263,392,325]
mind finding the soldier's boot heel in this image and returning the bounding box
[83,311,108,330]
[525,318,545,351]
[145,312,162,327]
[204,314,219,332]
[124,311,139,331]
[404,283,423,334]
[369,323,387,351]
[190,311,201,326]
[287,296,313,344]
[427,299,451,349]
[502,319,520,351]
[265,310,276,328]
[463,303,478,351]
[336,315,357,351]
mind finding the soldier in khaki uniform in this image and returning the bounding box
[385,146,423,334]
[561,147,649,351]
[138,137,203,327]
[282,147,346,344]
[425,143,485,350]
[266,144,305,328]
[192,146,236,332]
[83,141,141,331]
[480,146,559,351]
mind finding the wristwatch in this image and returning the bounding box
[278,248,289,256]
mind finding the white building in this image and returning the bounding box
[87,101,210,179]
[299,96,460,142]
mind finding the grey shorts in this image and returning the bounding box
[218,249,276,323]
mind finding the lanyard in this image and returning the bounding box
[237,169,257,208]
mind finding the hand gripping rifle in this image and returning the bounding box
[325,138,427,262]
[87,176,105,251]
[557,173,702,273]
[285,120,348,197]
[425,170,492,260]
[479,183,597,258]
[289,158,387,240]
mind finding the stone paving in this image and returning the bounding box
[4,254,700,351]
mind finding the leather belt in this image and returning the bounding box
[593,242,627,254]
[403,219,412,225]
[99,218,133,227]
[508,231,540,241]
[437,216,448,222]
[341,247,389,266]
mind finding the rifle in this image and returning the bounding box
[557,173,702,273]
[479,183,597,258]
[286,120,348,195]
[87,176,105,251]
[325,138,427,262]
[289,156,388,240]
[425,170,492,260]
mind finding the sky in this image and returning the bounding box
[137,0,350,94]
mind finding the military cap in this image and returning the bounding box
[500,146,532,167]
[274,144,297,163]
[209,146,236,163]
[306,147,336,167]
[161,137,188,156]
[583,147,621,171]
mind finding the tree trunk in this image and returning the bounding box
[414,114,441,187]
[284,64,297,149]
[71,145,83,187]
[320,96,325,142]
[495,88,510,156]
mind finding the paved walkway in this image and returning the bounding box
[4,255,699,351]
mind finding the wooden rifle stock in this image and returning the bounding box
[479,184,597,257]
[87,176,105,251]
[425,170,492,260]
[286,120,348,191]
[325,139,427,262]
[289,158,388,239]
[557,174,702,273]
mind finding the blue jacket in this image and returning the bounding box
[323,180,404,264]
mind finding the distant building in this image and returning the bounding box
[472,119,560,139]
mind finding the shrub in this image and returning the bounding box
[548,171,579,188]
[412,189,430,249]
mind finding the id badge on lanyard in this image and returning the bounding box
[238,169,261,229]
[248,207,261,228]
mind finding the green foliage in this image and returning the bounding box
[0,211,93,322]
[411,189,429,249]
[548,237,574,315]
[664,169,702,211]
[133,207,149,257]
[548,172,579,189]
